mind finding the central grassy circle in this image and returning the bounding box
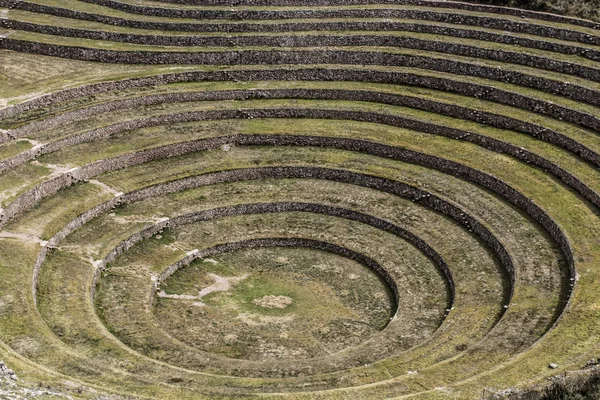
[153,246,395,361]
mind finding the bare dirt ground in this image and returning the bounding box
[253,295,293,309]
[0,231,44,245]
[158,272,248,307]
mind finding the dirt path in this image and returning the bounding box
[199,273,247,297]
[156,292,198,300]
[89,179,122,196]
[158,273,248,306]
[22,139,42,147]
[30,161,74,179]
[0,231,45,245]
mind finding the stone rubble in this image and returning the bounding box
[0,360,17,381]
[0,361,78,399]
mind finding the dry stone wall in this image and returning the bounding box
[6,89,599,169]
[3,19,599,61]
[2,0,599,44]
[1,109,598,227]
[135,0,600,29]
[56,0,600,40]
[20,141,580,308]
[4,20,600,78]
[2,69,598,134]
[2,39,599,112]
[0,0,596,394]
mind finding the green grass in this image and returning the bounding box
[155,245,396,360]
[41,143,556,382]
[95,210,444,369]
[6,32,600,99]
[2,50,599,128]
[40,113,594,197]
[19,0,600,34]
[84,136,585,396]
[1,4,600,397]
[3,181,114,240]
[0,50,208,106]
[7,10,600,68]
[0,131,592,396]
[0,162,51,207]
[0,140,33,161]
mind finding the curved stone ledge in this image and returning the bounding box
[43,192,456,317]
[7,0,600,46]
[135,202,454,311]
[163,238,397,300]
[31,167,569,374]
[5,18,600,62]
[7,89,599,169]
[27,166,573,376]
[156,237,400,309]
[2,40,599,111]
[71,0,600,44]
[5,20,600,80]
[1,110,598,219]
[9,134,574,309]
[0,0,593,392]
[2,69,598,135]
[119,0,600,30]
[109,233,401,310]
[55,178,508,377]
[91,214,455,375]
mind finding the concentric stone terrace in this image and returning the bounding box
[0,0,598,398]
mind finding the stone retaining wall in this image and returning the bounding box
[72,0,600,43]
[140,0,600,30]
[16,139,576,306]
[3,40,599,112]
[7,89,599,169]
[1,110,598,219]
[5,0,599,45]
[147,235,400,307]
[27,164,573,368]
[4,19,599,61]
[140,202,456,308]
[39,169,567,378]
[2,69,598,135]
[5,20,600,78]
